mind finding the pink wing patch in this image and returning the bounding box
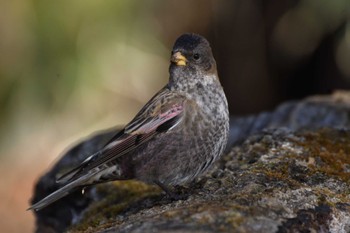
[133,104,184,134]
[57,103,184,183]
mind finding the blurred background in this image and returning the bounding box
[0,0,349,232]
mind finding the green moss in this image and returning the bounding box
[68,180,161,232]
[250,129,350,186]
[296,129,350,183]
[314,186,350,204]
[67,129,350,232]
[250,161,303,190]
[224,211,244,229]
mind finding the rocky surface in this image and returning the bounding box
[30,91,350,233]
[227,90,350,148]
[31,129,118,233]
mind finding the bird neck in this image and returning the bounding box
[168,72,220,95]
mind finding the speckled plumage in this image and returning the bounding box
[29,33,229,211]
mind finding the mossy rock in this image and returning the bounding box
[64,128,350,233]
[31,92,350,232]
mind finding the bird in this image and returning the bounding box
[29,33,229,211]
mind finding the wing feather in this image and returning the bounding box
[56,86,186,183]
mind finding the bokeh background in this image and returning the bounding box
[0,0,349,232]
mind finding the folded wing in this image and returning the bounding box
[29,87,186,211]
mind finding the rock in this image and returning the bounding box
[30,91,350,233]
[227,90,350,148]
[30,128,119,233]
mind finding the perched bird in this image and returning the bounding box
[29,33,229,211]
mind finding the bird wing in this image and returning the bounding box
[28,87,187,211]
[56,86,186,184]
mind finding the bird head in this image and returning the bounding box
[169,33,217,84]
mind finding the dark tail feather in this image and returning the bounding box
[56,151,101,184]
[28,175,90,211]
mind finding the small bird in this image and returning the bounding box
[29,33,229,211]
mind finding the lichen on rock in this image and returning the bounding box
[59,128,350,233]
[30,92,350,233]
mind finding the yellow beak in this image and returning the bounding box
[171,52,187,66]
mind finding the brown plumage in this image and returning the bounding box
[29,33,229,211]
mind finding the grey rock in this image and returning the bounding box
[30,91,350,233]
[30,128,119,233]
[227,91,350,148]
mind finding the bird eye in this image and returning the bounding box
[193,53,200,60]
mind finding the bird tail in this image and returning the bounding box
[28,175,91,211]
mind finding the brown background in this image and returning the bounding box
[0,1,349,232]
